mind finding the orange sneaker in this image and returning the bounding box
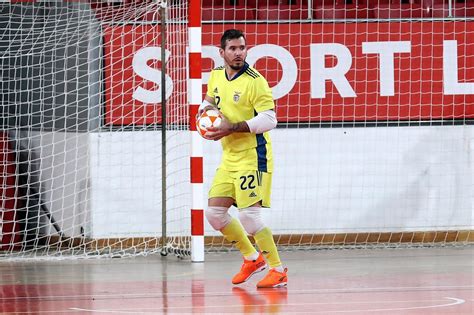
[256,268,288,288]
[232,253,267,285]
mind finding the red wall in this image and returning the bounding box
[0,133,21,250]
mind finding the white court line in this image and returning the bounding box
[287,298,467,314]
[65,297,466,314]
[1,284,472,301]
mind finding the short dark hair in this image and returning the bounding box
[220,29,246,49]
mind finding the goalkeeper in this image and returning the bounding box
[198,29,287,288]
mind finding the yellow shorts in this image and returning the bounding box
[208,169,272,209]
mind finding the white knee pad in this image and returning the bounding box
[205,206,232,231]
[238,207,265,236]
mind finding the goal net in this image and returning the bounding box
[201,1,474,251]
[0,0,190,259]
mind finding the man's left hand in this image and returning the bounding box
[205,115,234,141]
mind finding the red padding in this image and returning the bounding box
[188,0,201,27]
[190,104,199,131]
[190,157,203,183]
[189,52,202,79]
[191,209,204,236]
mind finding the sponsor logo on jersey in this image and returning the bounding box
[249,191,257,198]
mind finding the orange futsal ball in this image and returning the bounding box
[196,109,222,139]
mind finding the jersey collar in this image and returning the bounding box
[225,62,249,81]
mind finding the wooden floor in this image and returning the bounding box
[0,247,472,314]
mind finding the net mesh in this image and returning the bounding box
[0,0,190,260]
[201,1,474,252]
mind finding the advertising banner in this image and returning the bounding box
[104,22,474,125]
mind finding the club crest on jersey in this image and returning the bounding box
[233,91,241,103]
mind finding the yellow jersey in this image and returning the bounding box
[206,63,275,172]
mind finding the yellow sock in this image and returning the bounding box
[254,227,282,268]
[221,218,256,257]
